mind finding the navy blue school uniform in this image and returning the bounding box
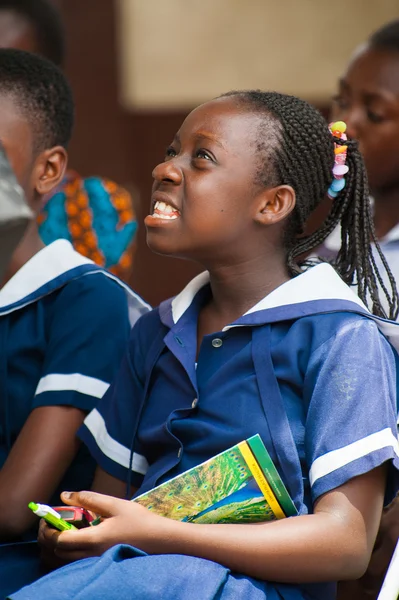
[0,239,150,598]
[12,263,399,600]
[0,239,149,498]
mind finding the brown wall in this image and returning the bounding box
[56,0,330,307]
[57,0,202,307]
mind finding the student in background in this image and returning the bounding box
[0,0,138,281]
[320,19,399,316]
[12,91,399,600]
[0,48,148,543]
[317,20,399,600]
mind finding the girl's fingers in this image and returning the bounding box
[60,490,121,517]
[38,519,62,547]
[54,525,99,550]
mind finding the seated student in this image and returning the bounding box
[11,91,399,600]
[319,20,399,599]
[0,48,149,543]
[319,19,399,316]
[0,0,138,280]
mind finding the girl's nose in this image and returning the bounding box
[152,159,183,185]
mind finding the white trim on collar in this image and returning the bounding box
[242,262,367,316]
[171,271,210,324]
[322,225,341,252]
[323,222,399,250]
[383,222,399,243]
[0,239,93,308]
[170,263,367,326]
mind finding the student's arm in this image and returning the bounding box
[91,466,137,499]
[337,493,399,600]
[39,464,385,582]
[0,275,133,541]
[0,406,85,539]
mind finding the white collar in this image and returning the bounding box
[383,222,399,243]
[324,221,399,251]
[171,263,367,326]
[240,262,367,316]
[0,239,93,309]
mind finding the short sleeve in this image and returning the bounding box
[33,273,131,412]
[78,314,151,487]
[305,316,399,503]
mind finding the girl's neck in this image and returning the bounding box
[200,255,291,332]
[2,222,45,287]
[373,188,399,239]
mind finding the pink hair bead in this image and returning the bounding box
[333,165,349,177]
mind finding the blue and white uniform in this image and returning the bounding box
[12,264,399,600]
[0,239,149,500]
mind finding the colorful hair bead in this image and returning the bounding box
[328,121,349,199]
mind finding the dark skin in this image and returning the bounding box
[0,95,90,541]
[39,98,387,584]
[146,101,295,346]
[0,10,42,56]
[333,43,399,600]
[333,44,399,238]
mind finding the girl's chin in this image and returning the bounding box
[146,231,180,256]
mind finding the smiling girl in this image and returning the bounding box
[11,91,399,600]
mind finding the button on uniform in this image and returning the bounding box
[192,398,198,408]
[177,447,182,458]
[212,338,223,348]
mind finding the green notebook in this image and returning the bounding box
[134,434,297,524]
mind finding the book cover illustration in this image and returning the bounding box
[134,434,297,524]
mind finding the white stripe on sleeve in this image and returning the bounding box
[83,408,149,475]
[35,373,110,399]
[310,427,399,487]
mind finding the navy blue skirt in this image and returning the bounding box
[7,544,334,600]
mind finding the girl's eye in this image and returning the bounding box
[165,147,177,159]
[367,111,384,124]
[195,149,213,161]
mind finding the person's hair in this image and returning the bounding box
[0,48,73,151]
[221,90,399,320]
[369,19,399,53]
[0,0,64,66]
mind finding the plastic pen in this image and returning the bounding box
[28,502,77,531]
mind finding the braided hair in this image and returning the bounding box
[221,90,399,320]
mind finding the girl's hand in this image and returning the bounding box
[38,490,166,562]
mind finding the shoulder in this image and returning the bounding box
[271,312,394,375]
[279,311,385,347]
[53,272,131,317]
[62,271,128,299]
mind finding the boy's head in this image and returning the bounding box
[333,20,399,194]
[0,48,73,212]
[0,0,64,66]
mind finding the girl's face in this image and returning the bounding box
[146,97,281,264]
[333,45,399,193]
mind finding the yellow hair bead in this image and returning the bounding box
[331,121,347,134]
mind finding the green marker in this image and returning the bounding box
[28,502,77,531]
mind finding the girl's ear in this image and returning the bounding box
[254,185,296,226]
[32,146,68,197]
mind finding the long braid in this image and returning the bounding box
[221,90,399,319]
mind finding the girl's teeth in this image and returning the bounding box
[153,200,179,219]
[156,214,178,220]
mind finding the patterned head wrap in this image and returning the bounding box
[38,171,137,280]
